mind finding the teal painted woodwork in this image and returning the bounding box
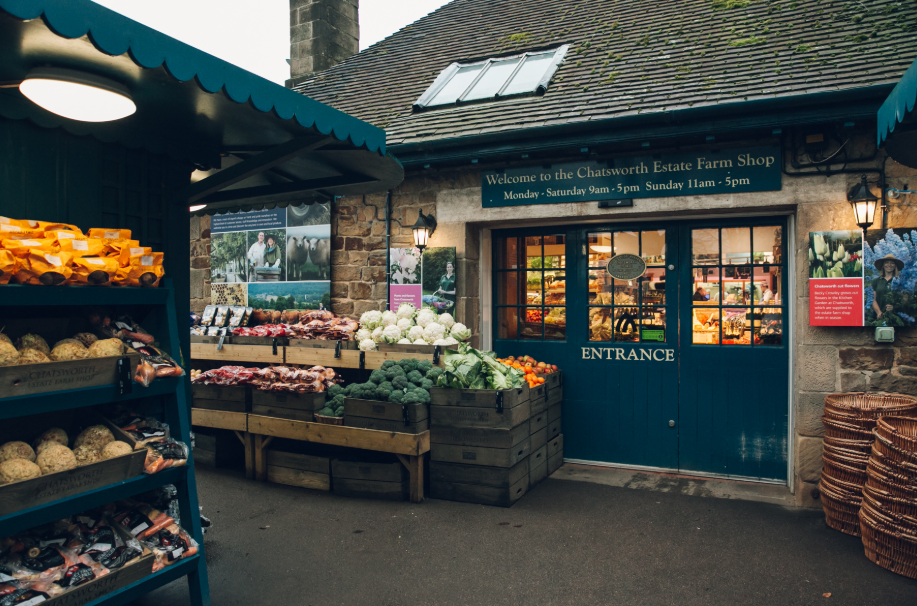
[879,55,917,146]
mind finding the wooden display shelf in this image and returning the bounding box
[198,344,443,370]
[191,408,253,479]
[246,414,429,502]
[190,343,283,364]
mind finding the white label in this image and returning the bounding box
[78,516,95,526]
[20,596,47,606]
[43,254,62,266]
[85,258,105,265]
[0,216,9,224]
[171,547,184,559]
[39,537,66,548]
[0,572,14,582]
[0,223,20,231]
[55,232,76,239]
[130,522,149,535]
[116,322,131,331]
[130,248,145,255]
[71,239,89,251]
[89,542,111,552]
[104,231,121,239]
[19,240,40,246]
[141,255,154,265]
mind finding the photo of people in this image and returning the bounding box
[287,202,331,227]
[247,230,286,282]
[286,225,331,281]
[808,230,863,279]
[210,231,248,283]
[421,247,457,313]
[864,228,917,327]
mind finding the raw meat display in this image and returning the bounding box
[190,364,343,393]
[231,324,290,337]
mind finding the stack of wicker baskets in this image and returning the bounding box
[860,416,917,578]
[820,393,917,537]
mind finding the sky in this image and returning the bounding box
[93,0,451,84]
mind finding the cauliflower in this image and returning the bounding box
[408,325,425,342]
[438,313,455,329]
[359,339,377,352]
[432,339,450,346]
[359,310,383,330]
[413,339,428,345]
[396,318,413,333]
[397,338,412,344]
[422,322,446,343]
[382,324,403,343]
[415,308,437,328]
[396,303,416,321]
[443,336,460,346]
[371,326,384,341]
[355,328,372,342]
[380,310,398,327]
[450,323,471,341]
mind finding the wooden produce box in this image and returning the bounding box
[191,383,251,413]
[548,403,561,423]
[529,445,548,476]
[530,427,547,453]
[189,335,229,345]
[193,430,244,469]
[430,386,530,430]
[251,390,326,422]
[287,338,355,351]
[545,382,563,407]
[530,394,548,416]
[0,412,145,517]
[430,385,528,409]
[344,398,428,434]
[231,335,288,347]
[430,421,530,450]
[43,524,154,606]
[265,450,331,491]
[190,341,282,364]
[375,343,437,355]
[527,383,546,402]
[431,438,531,468]
[331,459,408,501]
[548,434,564,475]
[530,409,547,435]
[547,416,561,440]
[0,354,141,400]
[430,460,529,508]
[543,371,562,390]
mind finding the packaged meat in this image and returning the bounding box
[232,324,289,337]
[242,307,254,326]
[143,524,198,573]
[200,306,217,326]
[190,366,259,386]
[133,360,155,388]
[213,306,230,327]
[119,418,169,446]
[228,306,247,329]
[142,440,189,474]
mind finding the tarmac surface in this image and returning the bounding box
[131,466,916,606]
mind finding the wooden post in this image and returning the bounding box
[397,453,425,503]
[240,432,256,480]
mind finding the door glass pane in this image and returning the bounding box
[692,308,720,344]
[614,278,639,306]
[545,271,565,305]
[589,307,614,341]
[642,268,666,306]
[497,307,519,340]
[525,236,542,268]
[497,237,519,269]
[692,229,719,265]
[497,272,520,305]
[613,307,640,342]
[752,266,782,304]
[639,307,667,342]
[525,271,542,305]
[544,235,565,268]
[753,226,782,265]
[722,308,750,345]
[614,231,639,257]
[588,232,613,267]
[430,65,482,105]
[758,307,784,346]
[641,230,666,265]
[501,53,554,96]
[721,270,751,305]
[521,307,543,339]
[589,269,613,304]
[463,59,520,100]
[692,267,719,304]
[722,227,751,265]
[544,307,566,340]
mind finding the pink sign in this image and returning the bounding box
[809,278,864,326]
[390,284,422,310]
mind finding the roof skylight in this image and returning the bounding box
[414,46,569,109]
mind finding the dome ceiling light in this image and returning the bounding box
[19,67,136,122]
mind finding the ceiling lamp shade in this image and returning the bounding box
[19,67,136,122]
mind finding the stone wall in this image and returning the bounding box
[189,214,211,314]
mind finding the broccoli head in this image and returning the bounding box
[369,369,386,384]
[350,382,376,400]
[417,359,433,374]
[378,381,394,393]
[376,388,392,401]
[328,384,345,398]
[330,394,346,409]
[420,378,434,391]
[426,367,444,380]
[383,366,405,380]
[392,375,409,390]
[333,406,345,417]
[407,370,425,385]
[388,390,406,404]
[381,359,398,370]
[403,389,430,404]
[317,406,335,416]
[397,358,418,373]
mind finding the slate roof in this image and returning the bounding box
[293,0,917,149]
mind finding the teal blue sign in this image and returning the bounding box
[482,146,781,207]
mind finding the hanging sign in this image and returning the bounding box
[481,146,781,207]
[606,254,646,280]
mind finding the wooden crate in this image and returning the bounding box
[0,353,141,400]
[265,450,331,491]
[345,416,428,434]
[527,383,546,402]
[191,383,251,413]
[544,371,562,390]
[344,398,428,423]
[545,383,563,407]
[0,412,145,517]
[251,389,327,422]
[530,427,547,453]
[190,342,282,364]
[530,395,548,416]
[548,451,563,475]
[529,445,548,472]
[429,459,528,489]
[430,474,529,508]
[232,336,288,347]
[287,339,355,350]
[193,430,244,469]
[430,421,530,449]
[547,417,561,440]
[332,459,407,501]
[376,343,437,355]
[429,386,528,409]
[548,403,561,423]
[530,458,547,486]
[430,400,531,430]
[548,434,564,459]
[530,409,547,434]
[431,438,531,468]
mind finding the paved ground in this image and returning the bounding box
[131,466,916,606]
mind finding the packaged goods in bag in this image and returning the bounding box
[0,217,79,233]
[3,230,46,241]
[142,439,189,474]
[117,246,151,267]
[43,229,84,243]
[60,237,107,258]
[15,250,74,285]
[1,238,60,257]
[143,523,197,572]
[0,251,18,285]
[115,252,163,287]
[103,239,140,257]
[200,305,216,326]
[88,228,131,241]
[119,417,169,446]
[68,257,118,286]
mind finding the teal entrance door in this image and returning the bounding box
[492,219,788,481]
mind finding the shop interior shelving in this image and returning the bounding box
[0,278,210,606]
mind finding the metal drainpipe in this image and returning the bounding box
[385,190,392,311]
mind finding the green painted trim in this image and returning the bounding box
[878,55,917,146]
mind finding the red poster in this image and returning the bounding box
[809,278,864,326]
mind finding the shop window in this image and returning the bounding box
[588,230,667,343]
[496,235,566,341]
[691,226,784,346]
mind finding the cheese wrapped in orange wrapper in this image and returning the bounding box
[89,228,131,241]
[3,230,46,240]
[0,250,18,284]
[61,237,107,258]
[15,249,74,285]
[45,229,84,243]
[69,256,119,286]
[115,251,164,287]
[118,246,152,267]
[1,238,60,256]
[104,239,141,257]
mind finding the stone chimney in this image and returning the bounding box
[287,0,359,88]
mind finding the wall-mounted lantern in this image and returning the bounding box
[847,174,879,231]
[412,209,437,252]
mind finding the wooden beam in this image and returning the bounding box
[190,408,247,432]
[247,415,430,456]
[196,174,380,207]
[182,136,332,203]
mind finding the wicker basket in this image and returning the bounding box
[824,442,870,465]
[866,463,917,502]
[822,455,868,486]
[862,484,917,521]
[860,508,917,579]
[876,416,917,451]
[824,436,874,454]
[313,413,344,425]
[872,434,917,469]
[822,417,875,441]
[825,392,917,420]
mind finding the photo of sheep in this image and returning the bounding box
[287,202,330,227]
[286,225,330,281]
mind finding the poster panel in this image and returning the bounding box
[388,247,457,315]
[864,228,917,328]
[808,230,864,327]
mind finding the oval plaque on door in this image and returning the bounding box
[606,254,647,280]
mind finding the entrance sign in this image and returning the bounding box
[581,347,675,361]
[606,253,646,280]
[482,146,781,207]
